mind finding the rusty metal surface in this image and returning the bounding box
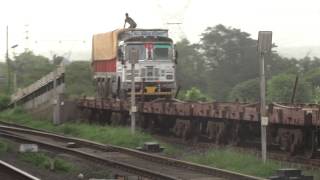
[78,99,320,127]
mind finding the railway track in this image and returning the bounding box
[0,122,264,180]
[0,160,40,180]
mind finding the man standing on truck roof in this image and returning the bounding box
[124,13,137,28]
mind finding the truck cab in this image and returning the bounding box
[116,30,177,99]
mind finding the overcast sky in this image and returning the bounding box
[0,0,319,61]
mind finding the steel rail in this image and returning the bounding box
[0,160,40,180]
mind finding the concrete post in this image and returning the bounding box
[131,63,136,134]
[52,67,60,125]
[258,31,272,163]
[260,53,268,163]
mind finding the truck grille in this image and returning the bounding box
[125,70,139,80]
[141,67,160,81]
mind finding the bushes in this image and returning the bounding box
[228,78,259,102]
[179,87,211,102]
[267,74,312,103]
[0,94,10,110]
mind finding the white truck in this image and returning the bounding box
[92,29,177,100]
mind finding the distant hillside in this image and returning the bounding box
[277,46,320,59]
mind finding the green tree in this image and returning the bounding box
[198,24,259,100]
[13,51,55,88]
[183,87,209,102]
[65,61,94,97]
[267,74,312,103]
[175,39,207,91]
[304,67,320,87]
[297,56,320,73]
[312,87,320,103]
[0,93,10,110]
[304,67,320,103]
[52,54,65,65]
[0,62,7,94]
[228,78,259,102]
[267,53,298,77]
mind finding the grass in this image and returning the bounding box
[0,108,178,152]
[53,158,74,172]
[185,148,320,179]
[1,137,72,173]
[19,152,74,172]
[185,148,280,177]
[86,170,112,178]
[0,139,11,154]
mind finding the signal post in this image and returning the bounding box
[258,31,272,163]
[129,48,139,134]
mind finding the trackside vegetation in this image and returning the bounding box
[0,138,73,173]
[186,148,278,177]
[0,139,11,154]
[185,149,320,179]
[19,152,74,172]
[0,108,178,153]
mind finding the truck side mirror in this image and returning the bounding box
[117,48,125,64]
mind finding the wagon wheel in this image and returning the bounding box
[96,82,102,98]
[304,130,317,159]
[139,115,149,130]
[182,125,188,141]
[229,123,240,146]
[104,78,111,99]
[119,90,127,100]
[289,133,298,156]
[289,143,297,156]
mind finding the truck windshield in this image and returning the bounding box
[153,44,172,60]
[126,44,146,60]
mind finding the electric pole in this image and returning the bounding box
[6,25,11,94]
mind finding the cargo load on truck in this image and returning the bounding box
[92,29,124,61]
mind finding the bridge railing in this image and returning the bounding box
[10,65,65,105]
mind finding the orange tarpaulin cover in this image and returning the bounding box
[92,29,124,61]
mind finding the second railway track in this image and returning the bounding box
[0,123,264,180]
[0,160,40,180]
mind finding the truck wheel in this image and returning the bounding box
[119,90,127,100]
[104,78,112,99]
